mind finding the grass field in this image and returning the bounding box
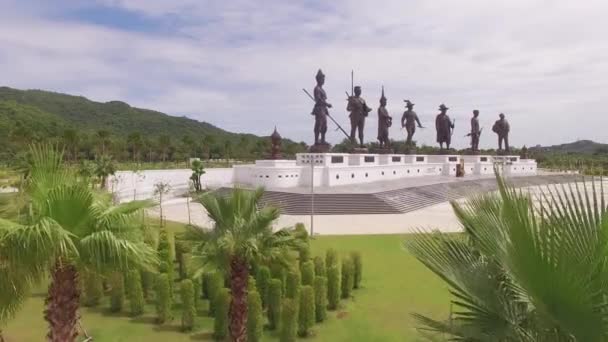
[3,229,450,341]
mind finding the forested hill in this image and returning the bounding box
[0,86,306,162]
[529,140,608,154]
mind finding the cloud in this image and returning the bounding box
[0,0,607,148]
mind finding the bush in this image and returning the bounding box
[285,270,301,299]
[280,299,298,342]
[127,270,145,316]
[256,266,271,308]
[141,270,154,300]
[314,256,326,278]
[82,270,103,307]
[341,258,354,299]
[351,251,363,289]
[248,275,257,292]
[301,261,315,286]
[158,229,175,296]
[326,248,339,268]
[180,279,195,331]
[314,276,328,322]
[327,265,341,310]
[207,272,224,316]
[213,288,230,340]
[270,262,287,292]
[155,273,172,324]
[299,244,311,265]
[298,285,315,337]
[178,252,192,280]
[109,272,125,313]
[293,222,309,242]
[267,279,283,330]
[192,276,202,313]
[247,290,264,342]
[202,272,211,299]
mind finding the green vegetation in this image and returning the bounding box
[155,273,172,324]
[0,145,155,341]
[82,270,103,307]
[406,176,608,341]
[341,259,354,299]
[5,233,452,341]
[280,299,298,342]
[247,290,264,342]
[267,279,283,331]
[184,188,300,341]
[285,270,301,300]
[256,266,271,308]
[213,288,230,340]
[298,285,315,337]
[0,87,306,163]
[206,272,223,317]
[314,276,328,323]
[126,270,145,317]
[300,260,315,286]
[351,252,362,289]
[179,280,195,331]
[327,265,341,310]
[313,256,326,278]
[109,273,125,313]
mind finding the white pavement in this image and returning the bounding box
[150,197,464,236]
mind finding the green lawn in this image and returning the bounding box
[3,233,450,341]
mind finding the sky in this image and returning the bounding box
[1,0,607,148]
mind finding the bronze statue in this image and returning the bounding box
[435,104,454,150]
[492,113,510,152]
[401,100,423,145]
[469,110,481,152]
[270,127,282,159]
[347,85,372,146]
[311,69,332,145]
[377,87,392,149]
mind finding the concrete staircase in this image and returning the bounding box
[215,174,582,215]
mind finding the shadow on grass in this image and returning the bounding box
[130,316,157,325]
[153,323,182,333]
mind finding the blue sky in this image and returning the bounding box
[1,0,607,147]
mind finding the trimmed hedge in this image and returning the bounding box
[267,279,283,330]
[207,272,224,316]
[280,299,298,342]
[301,261,315,286]
[213,288,230,340]
[325,248,338,268]
[341,258,354,299]
[351,251,363,289]
[141,270,154,300]
[256,266,271,308]
[247,290,264,342]
[285,270,301,300]
[192,276,202,313]
[180,279,195,331]
[109,272,125,313]
[327,265,341,310]
[155,273,172,324]
[158,229,175,296]
[202,272,211,299]
[82,270,103,307]
[314,276,327,322]
[127,270,145,316]
[298,285,315,337]
[314,256,326,278]
[299,244,311,265]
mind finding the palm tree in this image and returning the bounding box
[94,155,116,189]
[405,175,608,341]
[0,145,157,342]
[187,188,299,342]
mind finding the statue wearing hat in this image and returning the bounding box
[377,86,392,149]
[401,100,423,146]
[312,69,332,145]
[435,104,454,150]
[469,110,481,152]
[492,113,510,152]
[347,85,372,146]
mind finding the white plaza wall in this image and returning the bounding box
[109,168,234,201]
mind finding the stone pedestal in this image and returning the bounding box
[309,143,331,153]
[351,147,369,154]
[370,147,393,154]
